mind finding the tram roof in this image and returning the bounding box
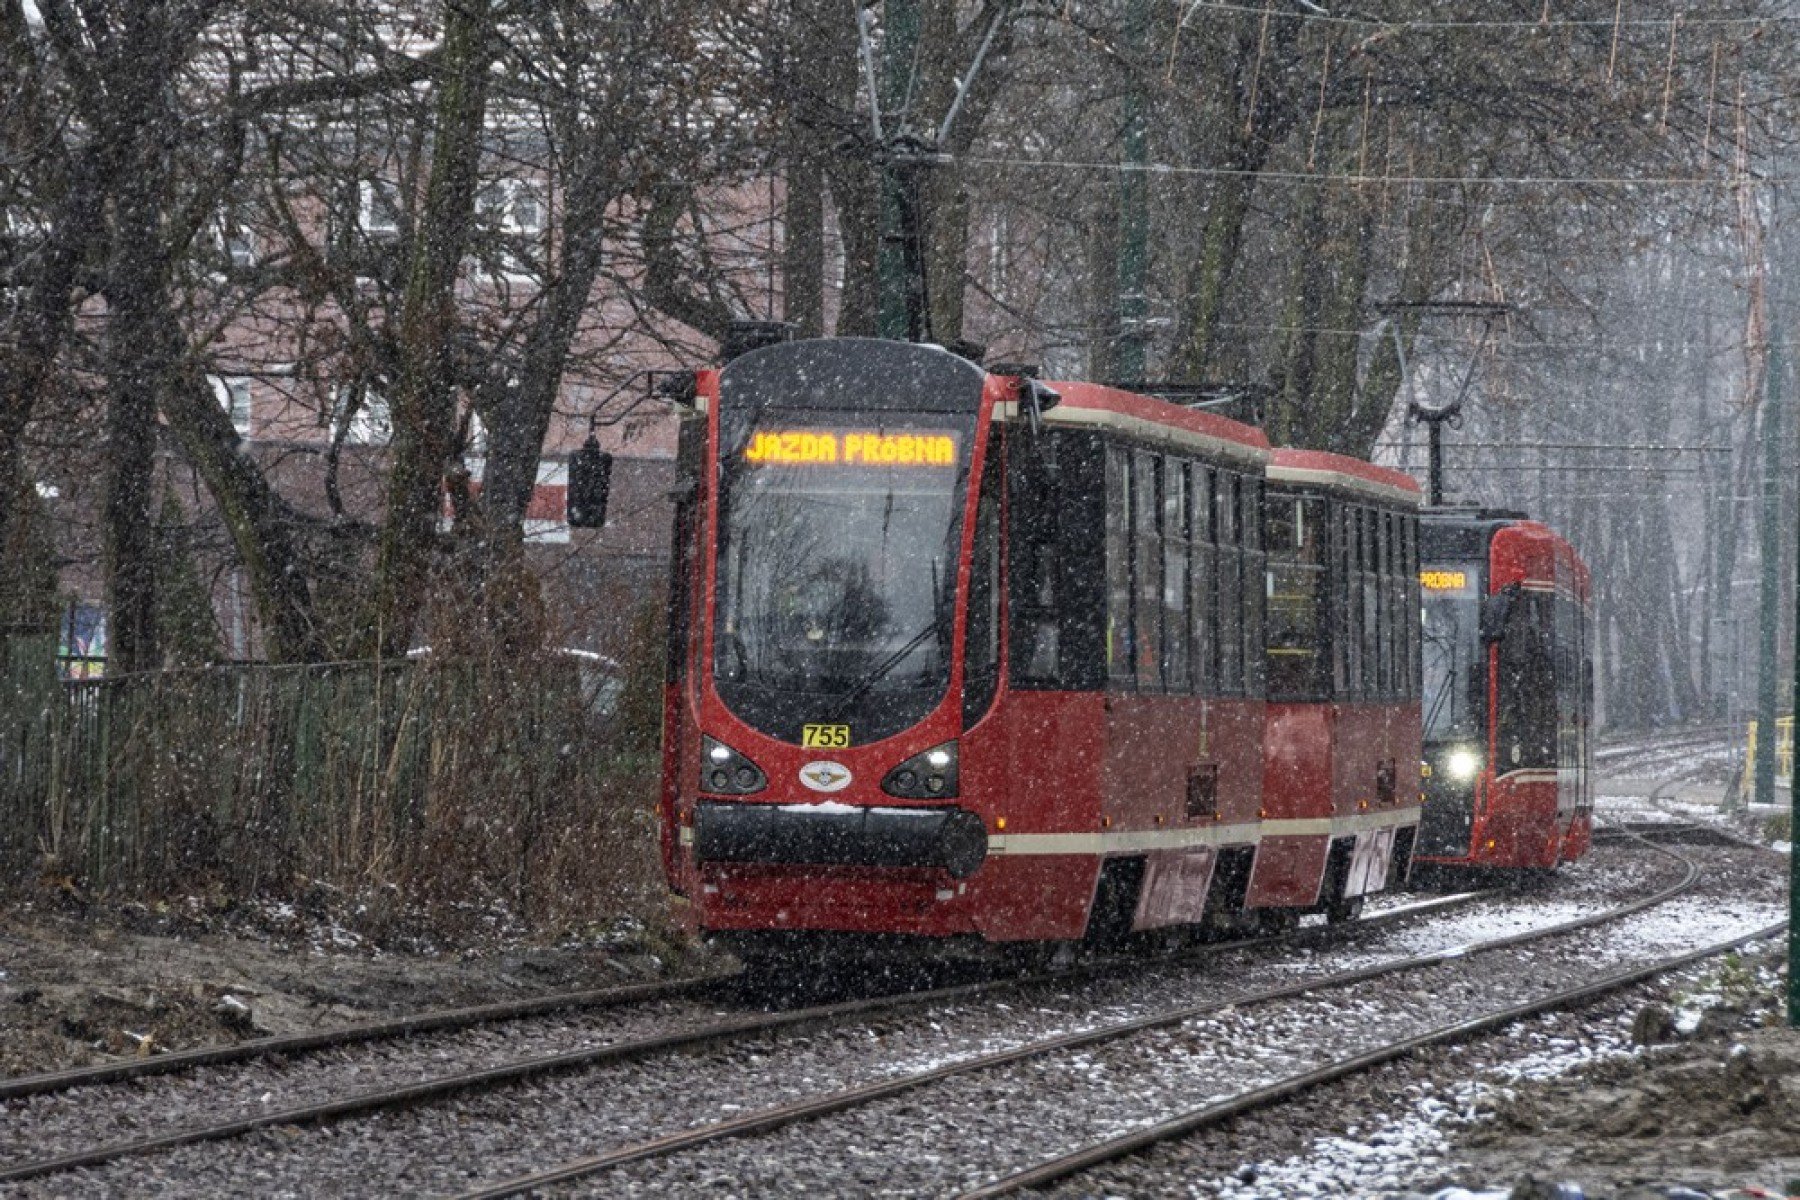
[1267,448,1422,508]
[1029,380,1271,464]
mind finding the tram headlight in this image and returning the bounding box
[700,736,767,795]
[882,742,960,799]
[1445,747,1482,782]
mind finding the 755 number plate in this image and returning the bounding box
[801,724,851,749]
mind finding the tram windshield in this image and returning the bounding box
[713,408,977,743]
[1421,562,1485,741]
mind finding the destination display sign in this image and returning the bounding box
[741,430,958,467]
[1420,567,1478,597]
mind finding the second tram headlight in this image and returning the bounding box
[700,736,768,795]
[1445,746,1482,782]
[882,742,960,799]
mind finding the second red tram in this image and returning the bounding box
[658,336,1422,956]
[1413,511,1594,870]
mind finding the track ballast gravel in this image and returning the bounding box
[8,838,1775,1199]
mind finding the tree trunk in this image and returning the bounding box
[366,0,497,657]
[783,155,825,337]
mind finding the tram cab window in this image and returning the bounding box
[964,441,1003,727]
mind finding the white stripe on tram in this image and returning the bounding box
[986,807,1421,857]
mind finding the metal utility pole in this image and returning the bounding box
[1790,341,1800,1028]
[1409,400,1461,506]
[1754,338,1782,813]
[861,1,1006,345]
[1115,0,1150,382]
[875,0,922,341]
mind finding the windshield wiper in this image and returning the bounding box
[828,560,951,718]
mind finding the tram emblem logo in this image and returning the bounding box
[799,761,853,793]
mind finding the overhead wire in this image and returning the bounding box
[959,154,1794,189]
[1168,3,1800,31]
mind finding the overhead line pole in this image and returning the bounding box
[1116,0,1150,382]
[875,0,922,341]
[1756,340,1783,816]
[1789,333,1799,1028]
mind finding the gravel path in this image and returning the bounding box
[3,838,1749,1199]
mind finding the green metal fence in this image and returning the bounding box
[0,639,658,918]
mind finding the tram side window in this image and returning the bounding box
[1498,591,1558,770]
[1215,471,1244,694]
[1404,510,1418,698]
[1265,493,1327,700]
[1105,447,1135,684]
[1241,476,1267,696]
[1359,509,1380,698]
[1162,458,1191,691]
[1346,503,1353,698]
[1382,510,1396,698]
[1134,450,1165,690]
[1190,464,1217,694]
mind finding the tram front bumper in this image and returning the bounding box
[693,800,989,879]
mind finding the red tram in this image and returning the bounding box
[658,335,1422,957]
[1413,511,1594,870]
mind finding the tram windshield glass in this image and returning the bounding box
[713,408,977,742]
[1420,562,1485,742]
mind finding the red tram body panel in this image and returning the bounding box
[1414,512,1594,870]
[658,336,1426,955]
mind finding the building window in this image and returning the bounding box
[477,180,546,235]
[478,180,545,276]
[359,180,401,238]
[333,385,391,445]
[209,375,252,436]
[987,212,1010,295]
[217,219,256,268]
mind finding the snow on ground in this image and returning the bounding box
[1269,900,1610,975]
[1210,1008,1642,1200]
[1585,896,1786,959]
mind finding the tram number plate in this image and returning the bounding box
[802,724,851,749]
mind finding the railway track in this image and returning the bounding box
[433,826,1775,1198]
[1,732,1755,1195]
[0,972,735,1104]
[1592,722,1740,775]
[0,889,1483,1188]
[959,917,1784,1198]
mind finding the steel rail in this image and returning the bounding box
[451,833,1699,1200]
[0,890,1487,1187]
[959,919,1787,1198]
[0,971,739,1103]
